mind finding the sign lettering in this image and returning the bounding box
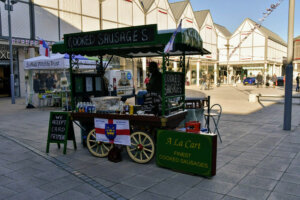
[165,73,184,97]
[65,25,156,49]
[156,129,217,177]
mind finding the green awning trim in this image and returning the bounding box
[52,24,210,57]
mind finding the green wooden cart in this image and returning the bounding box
[52,24,209,163]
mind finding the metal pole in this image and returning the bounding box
[283,0,295,130]
[7,0,15,104]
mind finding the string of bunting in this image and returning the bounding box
[228,0,284,60]
[11,38,56,46]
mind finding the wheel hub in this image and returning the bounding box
[137,144,143,151]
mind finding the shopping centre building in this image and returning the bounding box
[0,0,294,98]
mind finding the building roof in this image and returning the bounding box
[194,10,209,28]
[295,35,300,40]
[139,0,155,13]
[214,23,231,38]
[169,0,189,22]
[247,18,287,46]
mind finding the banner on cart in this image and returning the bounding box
[94,118,130,146]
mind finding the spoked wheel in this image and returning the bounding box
[126,131,155,164]
[87,129,113,157]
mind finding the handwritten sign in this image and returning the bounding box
[165,73,184,97]
[66,25,156,49]
[142,92,162,115]
[46,112,76,154]
[156,129,217,177]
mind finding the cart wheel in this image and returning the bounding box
[126,131,155,164]
[87,129,113,157]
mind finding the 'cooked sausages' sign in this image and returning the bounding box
[66,25,156,49]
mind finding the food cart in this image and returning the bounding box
[52,24,209,163]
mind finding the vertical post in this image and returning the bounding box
[214,63,217,85]
[69,55,75,111]
[196,61,200,86]
[7,0,15,104]
[142,57,146,88]
[162,54,166,116]
[207,95,210,132]
[182,53,185,110]
[283,0,295,130]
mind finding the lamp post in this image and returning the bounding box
[0,0,19,104]
[283,0,295,130]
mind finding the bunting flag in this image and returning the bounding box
[228,0,283,60]
[39,39,49,57]
[94,118,131,146]
[164,19,182,54]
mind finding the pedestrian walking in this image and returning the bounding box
[296,73,300,92]
[256,72,263,88]
[200,73,207,90]
[272,74,277,88]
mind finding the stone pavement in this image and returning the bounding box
[0,85,300,200]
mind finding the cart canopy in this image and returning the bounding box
[52,24,210,57]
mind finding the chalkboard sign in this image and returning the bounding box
[46,112,77,154]
[165,72,184,97]
[142,92,162,115]
[156,129,217,177]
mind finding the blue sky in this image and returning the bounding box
[176,0,300,42]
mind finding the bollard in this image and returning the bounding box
[283,64,293,130]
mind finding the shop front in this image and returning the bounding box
[0,45,19,97]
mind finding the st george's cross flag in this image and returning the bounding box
[94,118,131,146]
[164,19,182,54]
[39,39,49,57]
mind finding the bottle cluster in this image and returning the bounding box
[76,102,96,113]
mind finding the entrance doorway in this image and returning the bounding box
[0,65,10,97]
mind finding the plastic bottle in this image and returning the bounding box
[92,103,96,113]
[76,102,79,112]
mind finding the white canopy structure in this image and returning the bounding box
[24,53,97,70]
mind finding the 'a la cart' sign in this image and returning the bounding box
[94,118,130,146]
[156,129,217,177]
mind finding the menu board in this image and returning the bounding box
[165,73,184,97]
[46,112,76,154]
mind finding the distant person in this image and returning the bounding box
[272,74,277,88]
[200,73,207,90]
[266,74,270,87]
[33,74,40,93]
[144,73,150,85]
[46,74,54,90]
[146,62,162,93]
[256,72,263,88]
[296,73,300,92]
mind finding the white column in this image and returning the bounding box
[227,64,230,84]
[142,57,147,88]
[279,65,282,76]
[264,63,268,83]
[273,64,275,75]
[214,63,217,85]
[196,61,200,86]
[295,63,298,71]
[173,61,177,72]
[187,70,191,85]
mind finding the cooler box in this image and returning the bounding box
[136,90,147,105]
[185,121,201,133]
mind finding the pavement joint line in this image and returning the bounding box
[0,132,128,200]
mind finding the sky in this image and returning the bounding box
[172,0,300,42]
